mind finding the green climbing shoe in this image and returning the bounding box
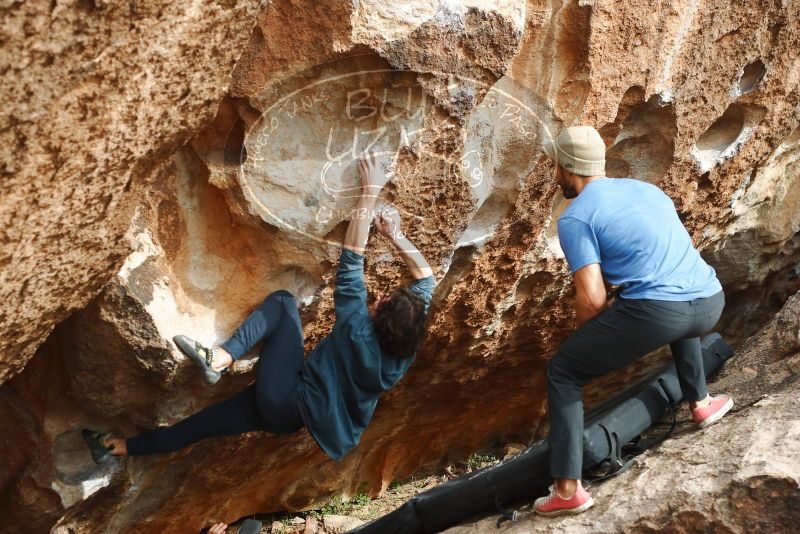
[82,429,114,464]
[173,335,222,386]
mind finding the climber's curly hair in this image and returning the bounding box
[372,287,429,358]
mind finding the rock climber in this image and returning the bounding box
[83,151,435,466]
[533,125,733,516]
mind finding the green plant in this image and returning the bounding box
[465,453,497,470]
[320,492,371,516]
[352,492,371,507]
[320,495,347,516]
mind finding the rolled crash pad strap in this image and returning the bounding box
[493,495,519,526]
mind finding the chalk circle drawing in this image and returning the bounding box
[236,58,555,250]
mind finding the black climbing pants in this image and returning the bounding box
[547,290,725,480]
[126,290,305,456]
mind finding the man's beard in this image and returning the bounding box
[561,185,577,199]
[559,181,578,199]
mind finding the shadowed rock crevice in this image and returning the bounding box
[706,126,800,342]
[692,103,768,173]
[51,430,122,509]
[605,95,678,183]
[191,96,257,172]
[0,324,132,534]
[598,85,647,144]
[737,59,766,95]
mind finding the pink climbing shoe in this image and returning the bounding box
[534,484,594,517]
[692,394,734,429]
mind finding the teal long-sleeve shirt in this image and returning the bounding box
[297,248,435,460]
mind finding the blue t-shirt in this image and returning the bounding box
[557,178,721,301]
[298,248,435,460]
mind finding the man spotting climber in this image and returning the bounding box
[83,151,435,464]
[533,125,733,516]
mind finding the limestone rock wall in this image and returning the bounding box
[0,0,269,381]
[1,1,799,533]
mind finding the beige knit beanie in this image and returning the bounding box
[552,125,606,176]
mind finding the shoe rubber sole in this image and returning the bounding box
[534,497,594,517]
[696,397,734,429]
[173,335,221,386]
[82,429,112,464]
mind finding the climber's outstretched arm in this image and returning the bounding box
[374,208,433,280]
[343,151,389,254]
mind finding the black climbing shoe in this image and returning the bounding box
[82,429,114,464]
[238,519,262,534]
[173,335,222,386]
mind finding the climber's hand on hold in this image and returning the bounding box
[345,150,388,253]
[358,150,391,198]
[208,523,227,534]
[374,206,403,242]
[379,207,433,280]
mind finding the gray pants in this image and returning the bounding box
[547,290,725,479]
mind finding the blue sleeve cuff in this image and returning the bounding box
[569,260,601,274]
[340,248,365,269]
